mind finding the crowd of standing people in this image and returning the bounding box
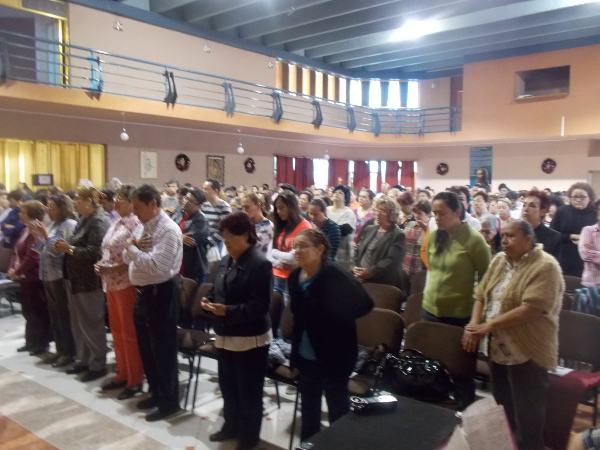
[0,175,594,450]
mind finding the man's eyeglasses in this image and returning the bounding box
[570,195,588,201]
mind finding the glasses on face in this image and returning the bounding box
[571,195,588,201]
[185,197,199,206]
[293,243,317,252]
[376,208,389,215]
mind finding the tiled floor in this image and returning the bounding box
[0,306,299,450]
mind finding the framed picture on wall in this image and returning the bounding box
[207,155,225,186]
[140,151,158,179]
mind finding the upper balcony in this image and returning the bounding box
[0,30,461,139]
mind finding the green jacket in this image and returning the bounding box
[423,222,491,318]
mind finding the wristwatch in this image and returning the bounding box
[68,246,74,256]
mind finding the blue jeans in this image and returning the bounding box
[273,276,289,305]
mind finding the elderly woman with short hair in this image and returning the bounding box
[29,194,77,366]
[8,200,52,355]
[95,184,145,399]
[463,220,564,450]
[354,196,406,287]
[201,211,273,450]
[479,213,501,255]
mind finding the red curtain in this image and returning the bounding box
[295,157,314,191]
[400,161,415,190]
[328,159,349,187]
[276,156,294,186]
[353,160,370,190]
[385,161,399,186]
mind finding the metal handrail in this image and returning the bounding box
[0,30,461,135]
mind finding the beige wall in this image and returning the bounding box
[68,4,277,86]
[419,77,451,110]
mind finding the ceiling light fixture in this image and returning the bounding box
[390,19,440,42]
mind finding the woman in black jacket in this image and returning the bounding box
[288,229,374,442]
[201,211,272,450]
[550,182,597,277]
[53,186,110,382]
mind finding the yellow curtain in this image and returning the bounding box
[0,139,105,191]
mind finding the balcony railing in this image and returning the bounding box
[0,30,461,135]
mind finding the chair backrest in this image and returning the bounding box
[562,292,575,310]
[404,321,476,382]
[179,277,198,311]
[363,283,405,313]
[192,282,214,321]
[356,308,404,354]
[410,270,428,295]
[563,275,583,293]
[0,247,13,273]
[559,310,600,371]
[269,291,284,335]
[402,293,423,329]
[279,302,294,340]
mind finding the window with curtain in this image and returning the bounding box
[0,139,105,191]
[368,160,379,192]
[388,81,401,108]
[339,78,347,103]
[407,81,419,108]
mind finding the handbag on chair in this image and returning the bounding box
[385,348,453,402]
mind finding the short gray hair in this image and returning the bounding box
[479,214,499,230]
[510,219,536,248]
[375,196,400,222]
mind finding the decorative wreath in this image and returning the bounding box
[175,154,190,172]
[437,163,449,175]
[541,158,556,174]
[244,157,256,174]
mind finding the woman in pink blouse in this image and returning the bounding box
[95,184,145,400]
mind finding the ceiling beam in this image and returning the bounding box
[183,0,263,24]
[265,0,473,47]
[338,9,600,68]
[212,0,332,32]
[300,0,600,57]
[373,27,600,72]
[149,0,197,14]
[239,0,401,39]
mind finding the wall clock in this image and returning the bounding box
[436,163,449,175]
[244,157,256,174]
[541,158,556,174]
[175,154,190,172]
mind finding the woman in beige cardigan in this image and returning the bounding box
[462,220,563,450]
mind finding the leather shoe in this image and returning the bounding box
[101,379,128,391]
[66,364,88,374]
[209,430,237,442]
[117,385,143,400]
[136,396,158,410]
[17,344,33,352]
[81,368,108,382]
[40,352,59,364]
[52,355,74,368]
[145,405,181,422]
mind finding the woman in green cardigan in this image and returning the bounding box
[422,192,491,327]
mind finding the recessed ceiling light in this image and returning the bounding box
[390,19,440,42]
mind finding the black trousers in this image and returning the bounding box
[421,309,475,408]
[218,345,269,448]
[490,360,549,450]
[298,357,351,442]
[20,279,52,350]
[43,279,75,357]
[134,278,180,410]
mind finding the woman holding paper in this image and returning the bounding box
[462,220,563,450]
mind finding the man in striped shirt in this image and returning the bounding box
[124,184,183,422]
[308,198,341,260]
[202,178,232,260]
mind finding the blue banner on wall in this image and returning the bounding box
[470,146,493,191]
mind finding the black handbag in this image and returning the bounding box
[385,348,452,402]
